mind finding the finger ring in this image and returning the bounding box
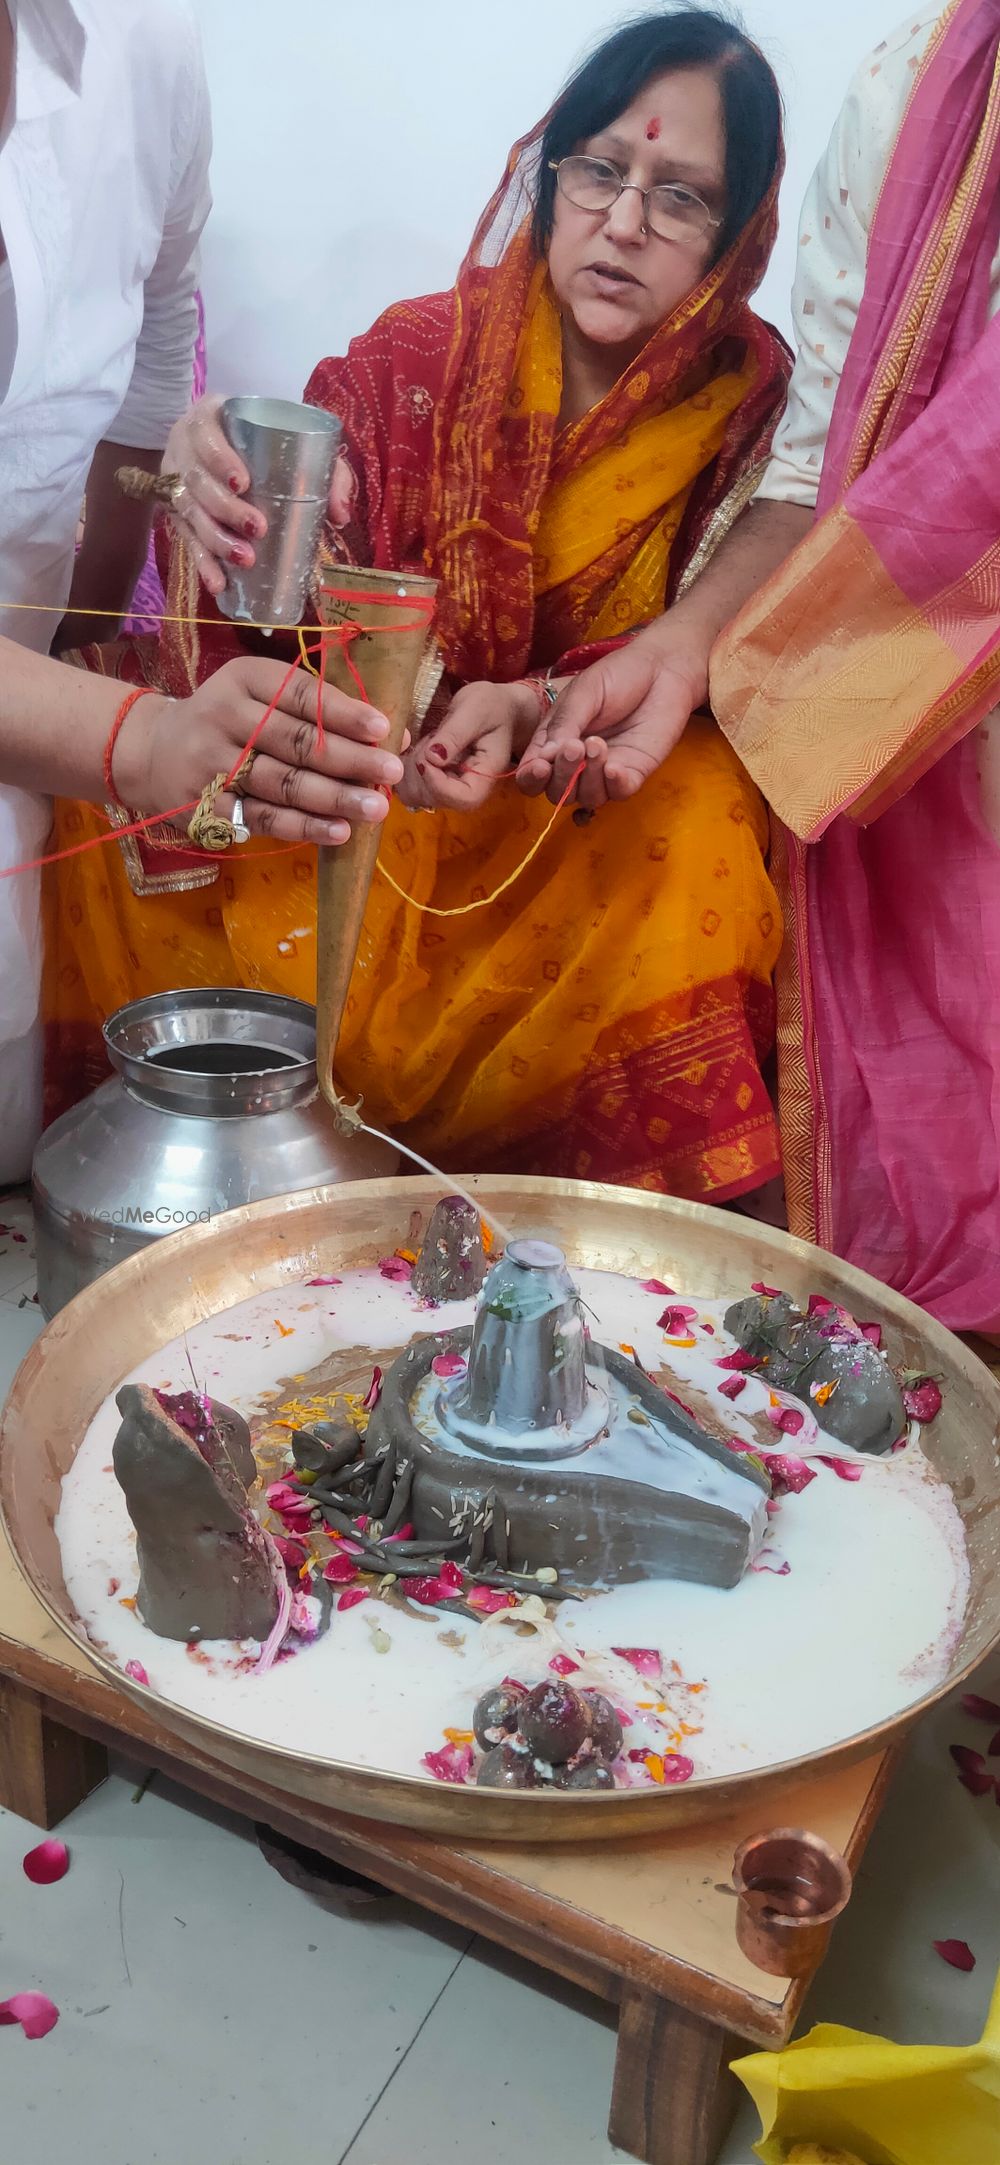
[231,797,251,844]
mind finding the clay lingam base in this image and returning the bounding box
[366,1237,769,1590]
[112,1384,278,1642]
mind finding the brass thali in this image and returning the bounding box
[2,1175,999,1841]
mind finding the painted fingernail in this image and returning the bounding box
[228,474,244,493]
[360,792,387,818]
[427,740,448,761]
[229,543,253,566]
[242,516,260,539]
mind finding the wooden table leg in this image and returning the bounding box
[609,1984,741,2165]
[0,1675,108,1829]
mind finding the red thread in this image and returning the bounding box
[103,687,156,809]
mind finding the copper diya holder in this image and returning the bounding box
[3,1174,1000,1841]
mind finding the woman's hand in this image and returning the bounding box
[114,657,405,847]
[516,624,708,810]
[161,395,356,598]
[399,680,541,811]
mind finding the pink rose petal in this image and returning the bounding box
[549,1654,580,1677]
[765,1453,816,1496]
[960,1693,1000,1724]
[124,1660,149,1686]
[337,1587,369,1612]
[859,1321,882,1347]
[265,1479,315,1532]
[362,1366,383,1412]
[902,1377,942,1423]
[751,1282,783,1298]
[751,1554,791,1576]
[423,1741,474,1785]
[933,1938,976,1972]
[409,1559,465,1606]
[378,1255,413,1282]
[818,1454,864,1482]
[807,1294,834,1319]
[612,1646,663,1682]
[306,1275,342,1287]
[660,1752,695,1784]
[641,1279,675,1295]
[431,1350,467,1379]
[658,1304,697,1333]
[718,1375,747,1401]
[22,1840,69,1886]
[0,1992,59,2039]
[949,1743,994,1796]
[715,1348,761,1372]
[273,1536,308,1575]
[323,1552,361,1585]
[466,1585,514,1615]
[767,1406,805,1437]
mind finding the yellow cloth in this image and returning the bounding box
[734,1965,1000,2165]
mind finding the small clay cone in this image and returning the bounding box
[411,1196,488,1303]
[113,1384,279,1642]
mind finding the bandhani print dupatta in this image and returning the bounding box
[711,0,1000,1332]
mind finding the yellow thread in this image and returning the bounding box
[374,792,568,917]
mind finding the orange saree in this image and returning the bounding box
[44,130,790,1201]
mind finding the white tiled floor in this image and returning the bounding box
[2,1203,998,2165]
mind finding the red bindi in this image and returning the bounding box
[645,116,662,141]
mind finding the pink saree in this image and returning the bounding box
[711,0,1000,1331]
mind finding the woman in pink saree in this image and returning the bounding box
[706,0,1000,1334]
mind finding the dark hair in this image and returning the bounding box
[532,7,782,259]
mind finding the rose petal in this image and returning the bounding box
[409,1558,465,1606]
[767,1406,805,1437]
[960,1693,1000,1723]
[933,1938,976,1972]
[765,1453,816,1496]
[306,1276,342,1287]
[989,1729,1000,1759]
[859,1321,883,1347]
[0,1992,59,2039]
[549,1654,580,1677]
[818,1454,864,1482]
[323,1552,360,1585]
[273,1536,308,1576]
[466,1586,514,1615]
[949,1743,994,1795]
[612,1646,663,1682]
[751,1282,783,1299]
[657,1304,698,1333]
[337,1587,369,1612]
[378,1255,413,1282]
[715,1348,761,1372]
[422,1741,474,1785]
[641,1279,675,1295]
[718,1374,747,1401]
[751,1554,791,1576]
[902,1377,943,1423]
[807,1294,834,1319]
[22,1840,69,1886]
[362,1366,383,1412]
[124,1660,149,1686]
[430,1350,467,1379]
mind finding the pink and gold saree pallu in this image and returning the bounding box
[711,0,1000,1331]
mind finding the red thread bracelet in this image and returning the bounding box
[103,686,156,808]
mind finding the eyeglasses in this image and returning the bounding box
[549,155,722,245]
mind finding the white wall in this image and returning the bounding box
[194,0,907,398]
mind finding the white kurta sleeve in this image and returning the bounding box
[757,23,928,508]
[104,23,212,450]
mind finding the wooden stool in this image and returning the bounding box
[0,1531,890,2165]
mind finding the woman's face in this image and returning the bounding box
[546,67,727,362]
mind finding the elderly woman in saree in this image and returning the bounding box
[44,7,790,1204]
